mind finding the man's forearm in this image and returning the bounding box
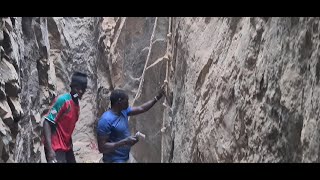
[129,91,164,116]
[43,120,53,151]
[139,98,158,113]
[101,139,127,154]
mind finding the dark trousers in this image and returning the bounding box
[44,147,76,163]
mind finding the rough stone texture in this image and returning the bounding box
[96,17,117,120]
[108,17,157,97]
[14,17,54,162]
[158,17,320,163]
[129,17,169,162]
[0,17,23,162]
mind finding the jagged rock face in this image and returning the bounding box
[160,17,320,163]
[13,17,56,162]
[0,17,24,162]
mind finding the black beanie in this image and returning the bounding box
[70,72,88,89]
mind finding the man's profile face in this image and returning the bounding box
[75,86,87,99]
[121,97,129,110]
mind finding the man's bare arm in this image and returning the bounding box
[97,135,138,154]
[129,88,165,116]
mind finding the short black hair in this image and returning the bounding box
[70,71,88,89]
[110,89,128,107]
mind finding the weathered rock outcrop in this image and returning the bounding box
[1,17,25,162]
[161,17,320,162]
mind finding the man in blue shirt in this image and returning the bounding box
[97,88,165,163]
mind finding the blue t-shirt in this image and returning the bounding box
[97,107,132,162]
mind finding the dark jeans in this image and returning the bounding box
[102,159,127,163]
[44,147,76,163]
